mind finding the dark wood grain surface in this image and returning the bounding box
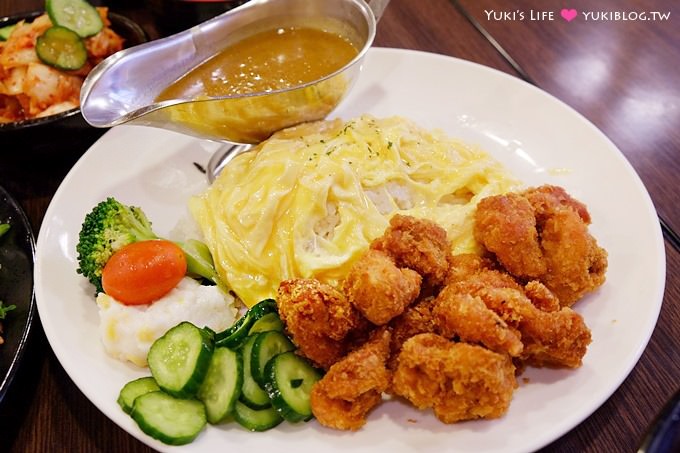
[456,0,680,251]
[1,1,678,452]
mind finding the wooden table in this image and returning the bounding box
[1,0,678,451]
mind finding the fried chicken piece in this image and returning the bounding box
[522,184,591,224]
[343,249,421,325]
[524,280,561,312]
[277,278,363,369]
[449,266,523,295]
[392,333,516,423]
[474,185,608,306]
[433,286,523,357]
[441,259,590,368]
[445,253,497,285]
[388,297,437,369]
[474,193,547,278]
[477,287,592,368]
[310,328,392,430]
[371,214,451,286]
[539,208,608,306]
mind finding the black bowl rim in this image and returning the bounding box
[0,184,36,404]
[0,9,148,132]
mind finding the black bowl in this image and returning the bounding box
[0,184,35,405]
[146,0,247,35]
[0,10,148,153]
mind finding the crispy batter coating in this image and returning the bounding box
[371,214,451,286]
[437,259,591,368]
[474,185,607,306]
[477,287,592,368]
[343,249,422,325]
[392,333,516,423]
[450,267,523,295]
[539,209,608,306]
[474,193,547,278]
[524,280,561,313]
[433,287,523,357]
[277,278,363,369]
[388,297,437,369]
[310,328,392,430]
[522,185,591,224]
[445,253,497,285]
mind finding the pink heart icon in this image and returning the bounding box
[561,8,578,22]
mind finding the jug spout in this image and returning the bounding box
[80,29,201,128]
[80,0,379,144]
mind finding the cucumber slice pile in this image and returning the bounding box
[264,351,322,422]
[214,298,279,348]
[32,0,103,71]
[147,321,214,398]
[117,376,159,414]
[118,299,324,444]
[197,347,242,424]
[35,25,88,70]
[131,391,207,446]
[239,334,274,409]
[46,0,103,37]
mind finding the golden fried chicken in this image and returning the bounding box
[433,287,523,357]
[524,280,561,312]
[474,185,608,306]
[343,249,422,325]
[449,266,523,295]
[388,297,437,369]
[371,214,451,287]
[277,278,364,369]
[539,208,608,306]
[445,253,497,285]
[310,328,392,430]
[477,287,592,368]
[392,333,516,423]
[438,257,591,368]
[474,193,547,278]
[522,184,590,223]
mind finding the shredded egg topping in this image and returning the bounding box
[190,115,520,306]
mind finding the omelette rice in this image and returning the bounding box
[190,115,519,306]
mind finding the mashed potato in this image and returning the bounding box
[96,277,238,367]
[190,115,520,307]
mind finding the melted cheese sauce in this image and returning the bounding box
[157,26,358,100]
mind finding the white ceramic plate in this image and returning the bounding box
[34,48,665,453]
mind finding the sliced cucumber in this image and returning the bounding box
[117,376,159,414]
[0,24,16,41]
[239,334,271,409]
[251,331,294,387]
[35,26,87,70]
[264,351,322,423]
[131,391,206,445]
[249,312,284,335]
[233,400,283,432]
[214,313,250,349]
[247,299,278,318]
[148,322,214,398]
[46,0,103,37]
[215,298,278,349]
[197,347,243,424]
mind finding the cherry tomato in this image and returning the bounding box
[102,240,187,305]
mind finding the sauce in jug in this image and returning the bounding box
[157,26,358,101]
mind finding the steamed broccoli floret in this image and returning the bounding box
[76,198,158,293]
[76,197,226,294]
